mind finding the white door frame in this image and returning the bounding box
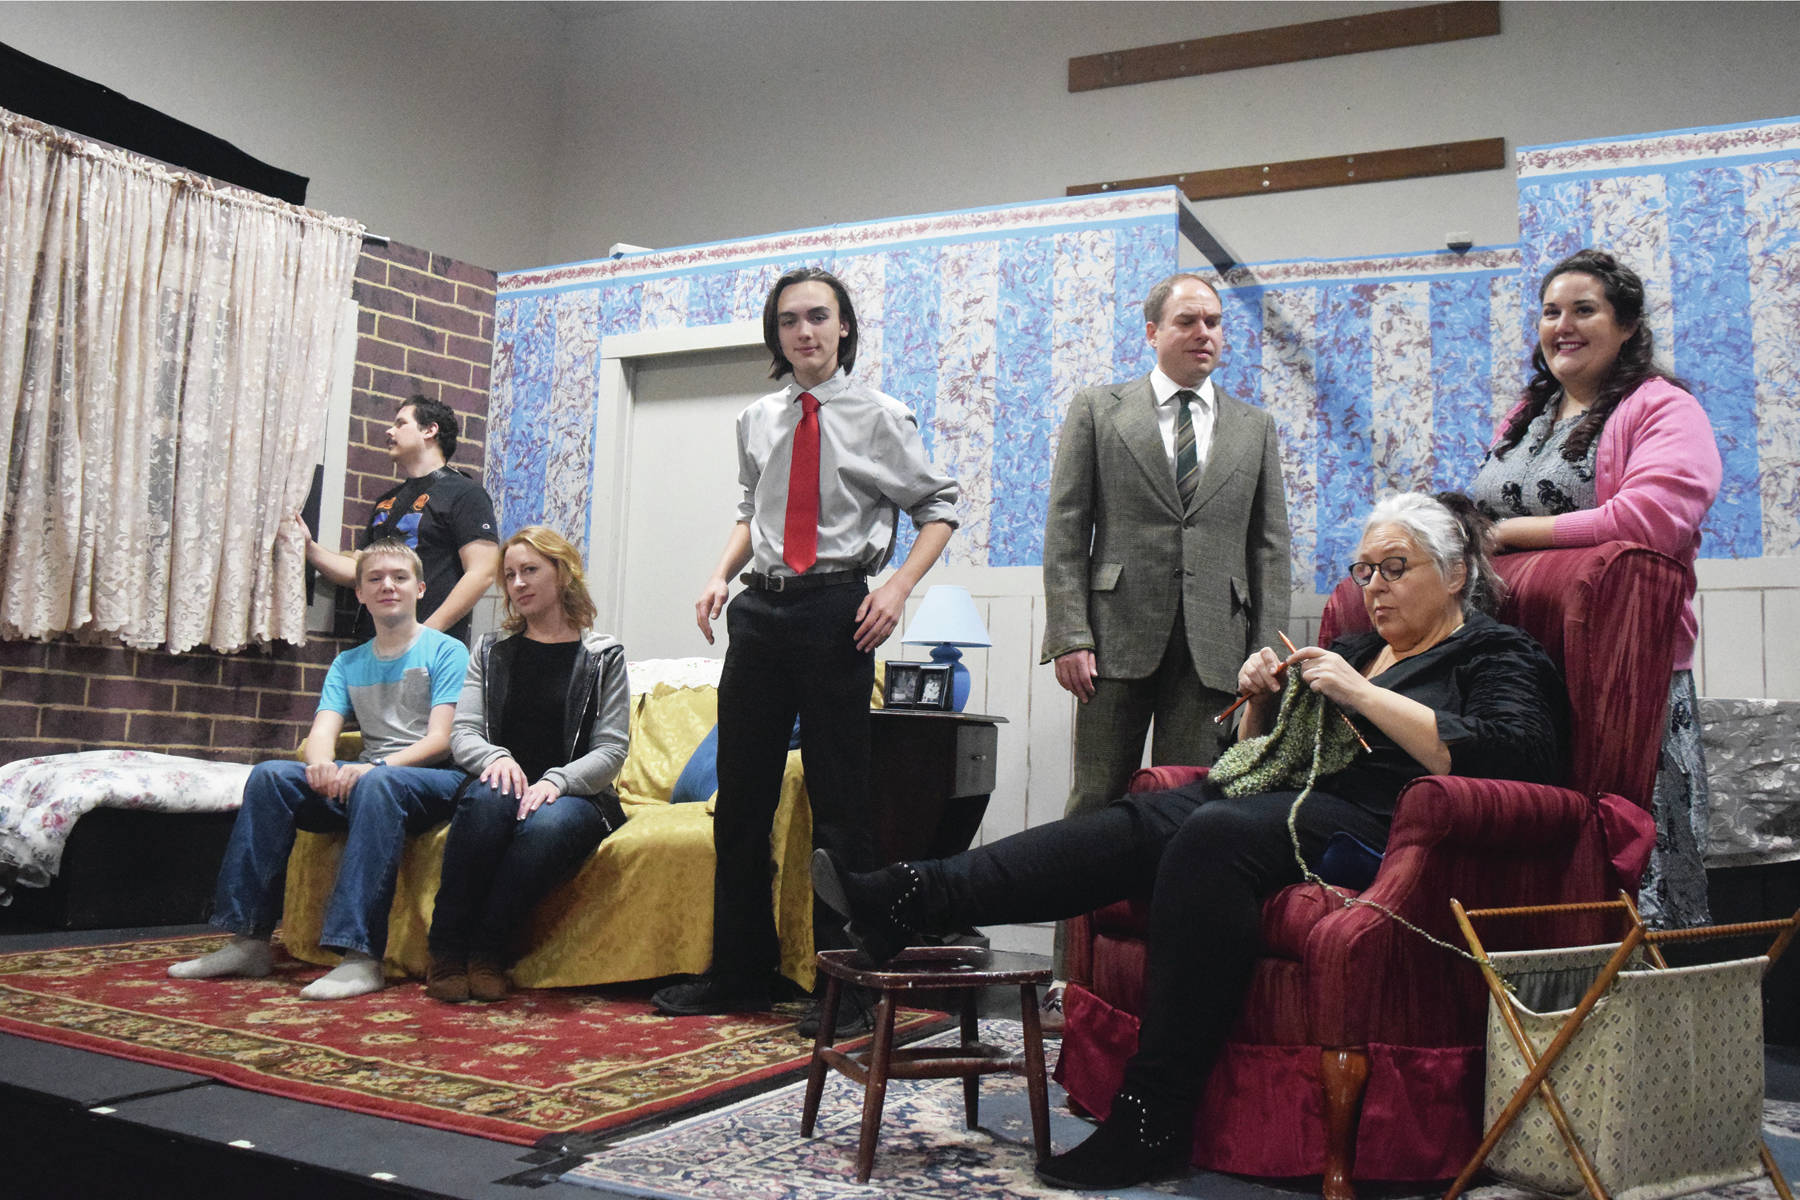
[587,320,763,637]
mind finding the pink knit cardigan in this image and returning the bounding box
[1494,377,1721,670]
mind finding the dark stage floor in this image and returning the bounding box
[0,923,1041,1200]
[4,923,1798,1200]
[1,924,618,1199]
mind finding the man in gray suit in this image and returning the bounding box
[1041,273,1291,978]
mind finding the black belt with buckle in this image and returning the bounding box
[739,569,867,593]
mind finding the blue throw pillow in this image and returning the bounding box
[669,718,802,805]
[1318,830,1384,890]
[670,725,719,804]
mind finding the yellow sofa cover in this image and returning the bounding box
[279,664,818,990]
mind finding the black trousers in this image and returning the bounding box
[711,581,875,980]
[933,779,1391,1107]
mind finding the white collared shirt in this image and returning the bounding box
[1150,368,1216,476]
[734,369,961,577]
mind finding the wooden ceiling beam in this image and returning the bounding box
[1069,1,1501,92]
[1068,138,1508,202]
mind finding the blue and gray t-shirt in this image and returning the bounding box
[317,628,470,763]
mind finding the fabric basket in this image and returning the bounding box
[1483,943,1766,1200]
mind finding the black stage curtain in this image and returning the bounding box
[0,41,308,205]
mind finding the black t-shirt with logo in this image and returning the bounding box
[357,466,498,644]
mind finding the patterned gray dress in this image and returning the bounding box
[1471,405,1711,928]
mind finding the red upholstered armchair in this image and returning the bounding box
[1055,542,1683,1198]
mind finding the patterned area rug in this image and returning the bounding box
[563,1021,1800,1200]
[0,933,945,1146]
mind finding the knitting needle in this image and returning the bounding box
[1277,630,1373,752]
[1213,662,1284,724]
[1214,628,1304,725]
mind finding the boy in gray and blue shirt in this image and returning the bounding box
[171,539,469,1000]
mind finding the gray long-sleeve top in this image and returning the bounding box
[450,629,631,798]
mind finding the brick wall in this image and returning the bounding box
[334,242,497,633]
[0,239,497,767]
[0,637,350,766]
[343,241,495,551]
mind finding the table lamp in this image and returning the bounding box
[900,585,991,711]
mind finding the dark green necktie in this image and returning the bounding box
[1174,389,1200,506]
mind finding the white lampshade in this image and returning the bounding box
[901,585,992,648]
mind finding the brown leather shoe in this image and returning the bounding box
[425,957,470,1003]
[468,959,510,1003]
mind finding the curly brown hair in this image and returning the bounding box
[1496,249,1687,463]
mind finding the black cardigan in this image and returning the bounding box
[1314,610,1570,819]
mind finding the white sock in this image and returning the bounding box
[299,950,385,1001]
[168,936,273,980]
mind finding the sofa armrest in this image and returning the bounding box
[1128,765,1209,793]
[1305,774,1618,1045]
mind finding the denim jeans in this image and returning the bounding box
[210,759,462,957]
[427,778,617,963]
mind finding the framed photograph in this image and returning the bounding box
[883,661,925,708]
[883,660,956,710]
[915,663,953,710]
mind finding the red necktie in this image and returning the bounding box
[783,391,820,574]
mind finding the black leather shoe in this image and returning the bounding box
[811,849,925,967]
[1033,1088,1189,1190]
[1039,981,1067,1038]
[650,975,772,1016]
[796,985,876,1040]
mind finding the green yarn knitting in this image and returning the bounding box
[1211,660,1502,977]
[1210,672,1361,798]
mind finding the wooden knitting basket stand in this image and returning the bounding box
[1447,894,1800,1200]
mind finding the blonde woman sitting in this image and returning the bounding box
[425,526,630,1002]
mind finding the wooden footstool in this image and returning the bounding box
[801,945,1053,1181]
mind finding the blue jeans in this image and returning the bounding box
[210,759,462,957]
[427,779,617,963]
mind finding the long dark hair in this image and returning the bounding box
[761,267,859,380]
[1495,249,1685,463]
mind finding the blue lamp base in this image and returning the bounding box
[928,644,970,711]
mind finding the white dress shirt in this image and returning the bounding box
[734,370,961,578]
[1150,368,1216,479]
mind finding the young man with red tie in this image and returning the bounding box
[651,267,959,1031]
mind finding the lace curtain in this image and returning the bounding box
[0,107,364,652]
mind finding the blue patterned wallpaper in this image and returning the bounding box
[1210,115,1800,588]
[490,117,1799,589]
[491,192,1182,567]
[1211,252,1525,592]
[1516,116,1800,562]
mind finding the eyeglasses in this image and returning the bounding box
[1347,556,1414,587]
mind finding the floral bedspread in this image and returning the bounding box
[0,750,251,904]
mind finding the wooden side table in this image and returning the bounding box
[867,708,1006,866]
[801,945,1052,1182]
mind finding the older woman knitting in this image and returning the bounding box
[813,491,1570,1191]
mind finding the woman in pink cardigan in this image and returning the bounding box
[1471,248,1721,927]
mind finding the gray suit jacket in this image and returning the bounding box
[1040,376,1291,692]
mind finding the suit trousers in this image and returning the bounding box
[1055,614,1234,972]
[710,581,876,982]
[932,778,1390,1110]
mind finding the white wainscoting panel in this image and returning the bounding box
[1695,556,1800,701]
